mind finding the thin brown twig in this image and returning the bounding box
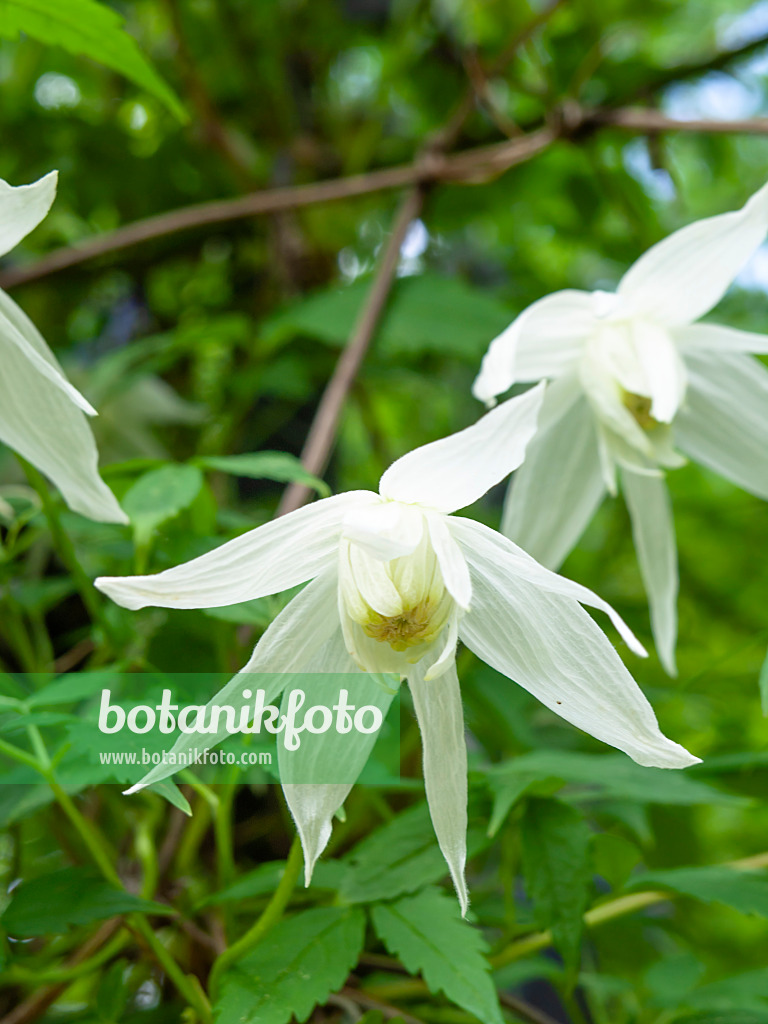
[625,28,768,102]
[462,49,522,139]
[274,5,566,520]
[341,987,426,1024]
[275,185,425,516]
[4,104,768,293]
[0,130,550,290]
[0,919,122,1024]
[588,106,768,135]
[162,0,255,186]
[499,990,567,1024]
[52,636,95,673]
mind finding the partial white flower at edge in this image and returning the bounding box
[473,181,768,677]
[95,384,697,914]
[0,173,126,524]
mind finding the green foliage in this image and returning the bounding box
[520,798,592,975]
[267,274,512,363]
[121,461,203,559]
[215,907,365,1024]
[486,750,737,836]
[195,452,331,496]
[371,888,504,1024]
[1,866,171,936]
[630,865,768,919]
[340,801,487,904]
[0,0,186,120]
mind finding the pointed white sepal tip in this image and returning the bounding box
[471,377,498,408]
[93,577,146,611]
[303,859,314,889]
[456,878,469,918]
[637,744,700,770]
[631,637,649,659]
[123,782,147,796]
[660,649,678,677]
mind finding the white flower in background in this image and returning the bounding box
[96,385,696,913]
[474,181,768,676]
[0,173,126,523]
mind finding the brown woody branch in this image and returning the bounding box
[276,186,425,516]
[0,129,552,290]
[4,107,768,292]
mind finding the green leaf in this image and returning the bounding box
[265,274,512,363]
[215,906,365,1024]
[0,0,187,120]
[198,860,345,908]
[591,833,642,892]
[27,674,107,708]
[340,802,488,904]
[487,750,742,834]
[1,867,173,936]
[196,452,330,497]
[148,780,192,816]
[520,798,591,975]
[371,888,504,1024]
[202,597,274,627]
[687,967,768,1015]
[10,578,75,613]
[629,865,768,919]
[122,463,204,547]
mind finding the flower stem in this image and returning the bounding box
[208,836,303,1001]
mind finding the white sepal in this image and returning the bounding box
[96,491,377,609]
[408,660,469,915]
[0,170,58,258]
[452,517,647,658]
[622,469,678,676]
[674,352,768,501]
[457,538,698,769]
[0,293,125,524]
[472,290,595,403]
[380,382,546,514]
[617,179,768,326]
[501,384,605,570]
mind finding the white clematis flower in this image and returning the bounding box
[0,173,126,524]
[95,384,696,913]
[474,180,768,676]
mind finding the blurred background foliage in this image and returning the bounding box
[2,0,768,1022]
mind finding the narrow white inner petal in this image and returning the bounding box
[338,501,460,674]
[579,316,687,479]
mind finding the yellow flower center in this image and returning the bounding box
[362,599,441,651]
[622,390,659,431]
[339,522,454,660]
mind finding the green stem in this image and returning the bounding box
[208,837,303,1001]
[0,735,44,773]
[214,782,237,891]
[130,915,212,1022]
[1,596,40,671]
[18,458,119,650]
[46,776,120,885]
[491,890,689,967]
